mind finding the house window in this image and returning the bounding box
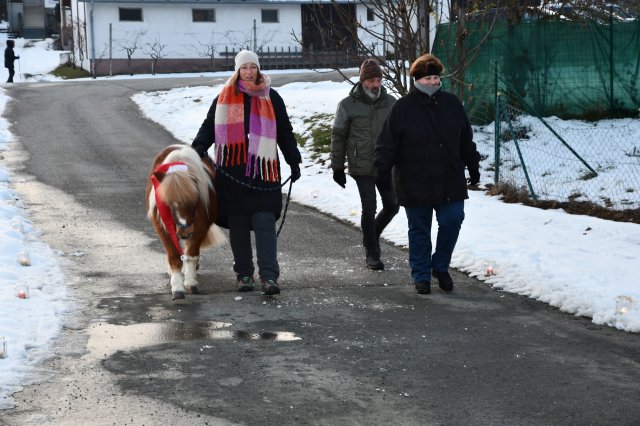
[119,8,143,22]
[367,7,375,21]
[262,9,279,23]
[193,9,216,22]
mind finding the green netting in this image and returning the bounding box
[433,18,640,124]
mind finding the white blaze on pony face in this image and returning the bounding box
[172,203,196,240]
[175,208,188,227]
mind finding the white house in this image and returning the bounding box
[68,0,393,76]
[6,0,58,39]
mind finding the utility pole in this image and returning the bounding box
[109,23,112,77]
[416,0,431,55]
[252,19,257,52]
[60,0,66,49]
[90,0,96,78]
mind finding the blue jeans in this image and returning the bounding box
[228,212,279,281]
[404,201,465,283]
[352,175,399,258]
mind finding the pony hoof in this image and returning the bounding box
[186,286,199,294]
[172,291,185,300]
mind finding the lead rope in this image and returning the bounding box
[277,178,293,237]
[212,163,293,237]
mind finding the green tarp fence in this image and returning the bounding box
[432,18,640,124]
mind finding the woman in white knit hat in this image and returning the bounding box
[192,50,302,296]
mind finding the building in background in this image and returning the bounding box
[5,0,58,39]
[69,0,390,76]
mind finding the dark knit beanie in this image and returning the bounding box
[360,59,382,82]
[410,54,444,80]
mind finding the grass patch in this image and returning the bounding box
[50,64,91,79]
[297,113,334,161]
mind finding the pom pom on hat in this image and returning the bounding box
[359,59,382,82]
[235,50,260,72]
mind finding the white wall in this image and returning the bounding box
[82,2,302,62]
[355,2,446,56]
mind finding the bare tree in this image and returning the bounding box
[187,32,221,71]
[292,0,440,96]
[144,38,168,75]
[293,0,605,98]
[116,31,146,76]
[223,24,278,53]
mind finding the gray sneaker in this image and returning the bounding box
[237,276,255,292]
[261,279,280,296]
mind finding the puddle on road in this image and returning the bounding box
[88,321,301,359]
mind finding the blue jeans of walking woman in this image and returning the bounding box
[405,201,465,284]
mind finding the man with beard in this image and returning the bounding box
[331,59,398,270]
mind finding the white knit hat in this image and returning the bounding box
[234,50,260,72]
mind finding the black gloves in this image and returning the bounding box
[468,168,480,186]
[290,164,301,183]
[333,170,346,188]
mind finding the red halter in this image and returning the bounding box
[150,161,188,256]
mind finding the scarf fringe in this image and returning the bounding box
[246,155,280,182]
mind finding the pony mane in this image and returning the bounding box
[159,146,212,215]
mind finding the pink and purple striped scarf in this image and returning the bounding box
[213,74,279,182]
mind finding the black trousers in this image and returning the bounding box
[7,67,15,83]
[352,175,399,259]
[228,212,279,282]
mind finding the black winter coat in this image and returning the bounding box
[4,46,17,69]
[375,88,480,207]
[192,88,301,227]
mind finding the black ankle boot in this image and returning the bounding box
[366,256,384,270]
[432,269,454,291]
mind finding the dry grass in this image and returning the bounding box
[484,183,640,224]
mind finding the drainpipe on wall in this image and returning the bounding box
[90,0,96,78]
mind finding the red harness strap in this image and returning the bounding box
[151,162,188,256]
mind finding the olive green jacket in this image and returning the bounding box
[331,83,395,177]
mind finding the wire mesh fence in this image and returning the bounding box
[494,95,640,210]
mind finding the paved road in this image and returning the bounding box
[1,74,639,425]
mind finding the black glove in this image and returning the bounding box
[468,168,480,186]
[333,170,346,188]
[290,164,301,183]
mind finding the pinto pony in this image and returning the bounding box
[146,144,226,299]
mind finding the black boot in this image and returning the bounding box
[365,244,384,270]
[414,281,431,294]
[366,256,384,270]
[432,269,454,292]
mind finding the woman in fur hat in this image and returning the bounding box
[192,50,302,295]
[374,53,481,295]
